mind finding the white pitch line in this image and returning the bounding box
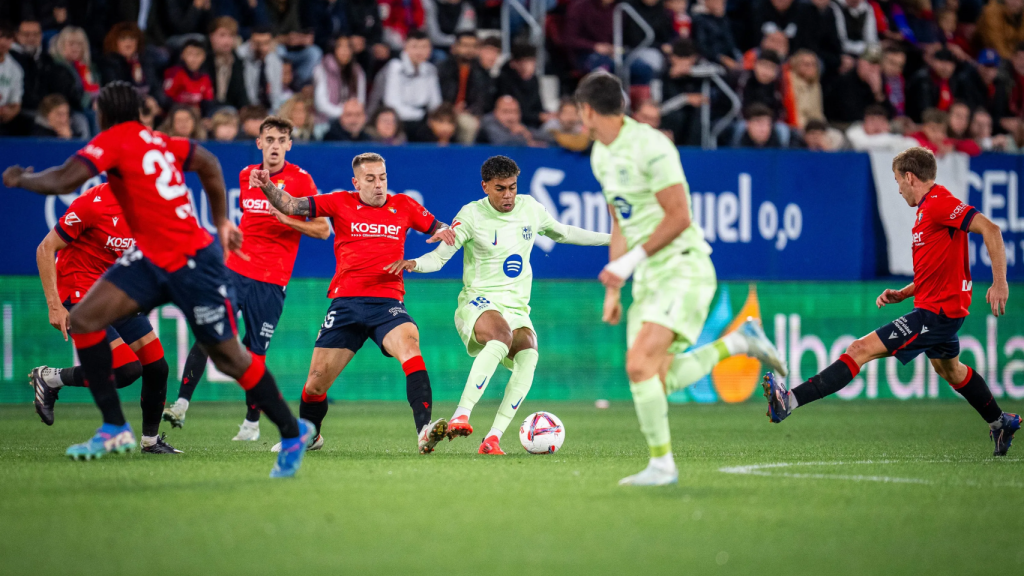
[719,461,932,485]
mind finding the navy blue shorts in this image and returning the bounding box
[231,270,286,356]
[875,308,964,365]
[314,297,415,357]
[104,243,239,346]
[63,299,154,345]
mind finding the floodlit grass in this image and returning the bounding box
[1,400,1023,575]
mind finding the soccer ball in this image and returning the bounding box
[519,412,565,454]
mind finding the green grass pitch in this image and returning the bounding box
[1,400,1023,575]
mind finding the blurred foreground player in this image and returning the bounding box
[576,72,787,486]
[391,156,609,455]
[164,116,330,440]
[251,152,456,454]
[30,183,180,454]
[2,82,313,476]
[762,147,1019,456]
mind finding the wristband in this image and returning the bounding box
[603,246,648,280]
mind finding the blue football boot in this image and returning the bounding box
[761,372,792,423]
[66,423,137,461]
[269,418,315,478]
[991,413,1021,457]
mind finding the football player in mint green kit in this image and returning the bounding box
[577,72,787,486]
[387,156,610,454]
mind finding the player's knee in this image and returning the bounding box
[304,372,332,396]
[845,339,870,362]
[479,326,513,348]
[68,307,105,334]
[143,356,170,383]
[625,352,657,383]
[206,345,249,379]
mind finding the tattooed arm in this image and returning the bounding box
[249,169,311,216]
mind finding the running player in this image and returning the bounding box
[575,72,787,486]
[762,147,1019,456]
[251,152,456,454]
[2,82,313,476]
[163,116,330,441]
[29,183,179,454]
[388,155,609,454]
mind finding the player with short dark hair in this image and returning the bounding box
[2,82,314,476]
[29,182,180,454]
[763,146,1019,456]
[163,116,330,440]
[389,156,609,454]
[251,152,458,454]
[577,72,786,486]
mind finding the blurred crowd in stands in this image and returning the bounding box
[2,0,1024,154]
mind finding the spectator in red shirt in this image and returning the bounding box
[906,48,970,122]
[163,39,214,114]
[380,0,426,50]
[910,107,981,156]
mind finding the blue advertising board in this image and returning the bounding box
[0,141,876,280]
[966,154,1024,282]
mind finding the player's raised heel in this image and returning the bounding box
[991,413,1021,457]
[446,415,473,441]
[66,423,137,461]
[29,367,60,426]
[419,419,448,454]
[762,372,792,423]
[162,400,188,429]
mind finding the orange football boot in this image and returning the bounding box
[446,415,473,440]
[478,435,505,455]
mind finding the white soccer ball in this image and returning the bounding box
[519,411,565,454]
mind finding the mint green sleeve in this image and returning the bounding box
[411,207,473,273]
[531,196,610,246]
[642,133,686,195]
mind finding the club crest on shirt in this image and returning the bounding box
[522,225,532,240]
[388,206,397,214]
[917,212,923,225]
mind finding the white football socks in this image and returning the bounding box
[721,330,748,356]
[650,452,676,471]
[487,427,503,440]
[452,406,471,420]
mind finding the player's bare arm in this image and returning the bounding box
[969,212,1009,316]
[250,169,311,216]
[3,156,93,195]
[601,207,626,325]
[876,283,915,308]
[600,183,691,288]
[35,230,71,340]
[269,207,331,240]
[191,144,243,253]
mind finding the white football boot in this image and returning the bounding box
[418,418,448,454]
[231,420,260,441]
[618,460,679,486]
[738,317,788,377]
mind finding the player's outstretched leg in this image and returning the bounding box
[164,342,209,428]
[29,341,142,426]
[933,358,1020,456]
[620,324,678,487]
[272,347,351,453]
[448,311,511,442]
[480,328,539,455]
[764,332,887,423]
[133,337,180,454]
[666,317,786,394]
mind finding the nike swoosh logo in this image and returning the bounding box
[476,377,486,389]
[492,232,498,245]
[511,397,523,409]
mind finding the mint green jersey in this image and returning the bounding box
[590,117,711,280]
[411,195,608,310]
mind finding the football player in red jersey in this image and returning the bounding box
[29,183,180,454]
[250,152,457,454]
[2,82,314,475]
[762,147,1019,456]
[164,116,330,440]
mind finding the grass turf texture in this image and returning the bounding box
[1,401,1023,575]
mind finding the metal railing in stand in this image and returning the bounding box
[501,0,546,75]
[660,63,741,150]
[612,3,654,88]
